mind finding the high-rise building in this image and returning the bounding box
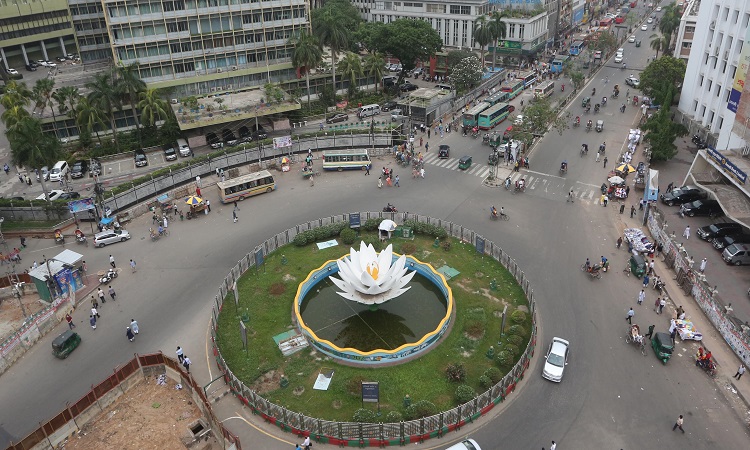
[673,0,701,63]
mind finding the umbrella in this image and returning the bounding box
[608,175,625,184]
[378,219,397,232]
[281,157,290,164]
[616,164,636,174]
[185,196,203,205]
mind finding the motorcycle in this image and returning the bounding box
[592,88,596,96]
[54,229,64,245]
[586,122,592,132]
[573,120,580,128]
[75,232,87,246]
[560,164,568,175]
[383,203,398,212]
[594,104,600,113]
[601,97,607,107]
[620,104,626,113]
[695,357,718,378]
[99,268,119,284]
[653,277,665,293]
[561,84,565,92]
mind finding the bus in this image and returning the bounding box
[484,91,510,106]
[500,80,524,100]
[550,55,569,74]
[216,170,276,203]
[322,149,372,171]
[599,17,613,28]
[533,81,555,99]
[477,102,511,130]
[569,41,585,56]
[463,102,490,128]
[519,71,537,88]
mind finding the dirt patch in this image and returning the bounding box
[0,294,46,342]
[251,369,281,394]
[269,283,286,296]
[63,376,209,450]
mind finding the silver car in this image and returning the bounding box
[542,337,570,382]
[94,229,131,248]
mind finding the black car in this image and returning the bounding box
[697,222,744,240]
[381,101,398,112]
[680,199,722,217]
[70,160,88,178]
[238,126,250,138]
[58,192,81,200]
[134,149,148,167]
[164,145,177,161]
[25,64,37,72]
[326,113,349,124]
[28,61,39,68]
[252,125,268,140]
[400,82,418,92]
[713,233,750,251]
[438,145,450,159]
[55,56,67,63]
[660,185,706,206]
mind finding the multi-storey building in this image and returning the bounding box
[69,0,111,63]
[673,0,700,63]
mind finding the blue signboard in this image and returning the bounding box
[573,7,585,25]
[476,236,485,255]
[706,147,748,184]
[349,212,361,228]
[254,247,264,267]
[728,88,741,113]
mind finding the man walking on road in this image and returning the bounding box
[603,156,608,168]
[626,307,634,324]
[645,324,655,339]
[97,287,106,304]
[630,205,636,218]
[109,255,116,268]
[130,259,137,272]
[683,225,690,240]
[699,258,707,273]
[176,346,184,363]
[638,289,645,305]
[65,313,75,329]
[673,415,685,433]
[108,286,116,301]
[659,297,666,315]
[182,356,192,373]
[735,365,745,380]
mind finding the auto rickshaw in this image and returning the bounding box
[489,132,504,149]
[651,332,674,364]
[636,40,641,47]
[628,254,647,278]
[458,155,472,170]
[52,330,81,359]
[595,119,604,132]
[582,97,591,108]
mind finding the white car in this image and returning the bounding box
[542,337,570,382]
[626,75,640,88]
[35,190,64,201]
[7,68,18,75]
[647,17,653,24]
[628,36,636,43]
[641,24,648,31]
[615,54,624,63]
[656,6,662,12]
[445,439,482,450]
[514,115,524,125]
[94,229,131,248]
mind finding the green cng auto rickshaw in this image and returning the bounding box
[628,254,647,278]
[458,155,472,170]
[651,332,674,364]
[52,330,81,359]
[636,40,642,47]
[582,97,591,108]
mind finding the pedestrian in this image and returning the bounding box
[163,216,169,229]
[302,436,311,450]
[205,199,210,214]
[91,295,98,309]
[20,236,26,248]
[176,346,184,363]
[648,260,655,275]
[108,285,116,301]
[616,236,623,249]
[672,415,685,433]
[667,181,674,192]
[603,156,608,168]
[130,319,139,334]
[126,327,135,342]
[310,174,314,187]
[233,201,239,213]
[91,306,100,318]
[66,313,76,329]
[639,199,645,211]
[196,186,202,197]
[567,188,574,203]
[683,225,690,240]
[89,314,97,329]
[596,151,600,162]
[195,175,201,188]
[619,203,625,214]
[130,259,137,273]
[425,142,429,152]
[182,355,192,373]
[654,297,661,312]
[427,129,431,139]
[626,307,634,324]
[174,203,178,216]
[109,255,116,268]
[699,258,707,273]
[378,176,383,188]
[659,297,666,315]
[549,441,556,450]
[670,326,677,344]
[98,287,106,304]
[232,209,238,223]
[735,364,746,380]
[394,175,400,187]
[638,289,645,305]
[630,205,636,218]
[365,165,370,175]
[644,324,655,339]
[152,212,159,224]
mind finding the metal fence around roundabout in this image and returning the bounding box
[210,212,538,446]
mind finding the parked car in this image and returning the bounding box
[36,166,50,181]
[625,75,640,87]
[722,243,750,265]
[697,222,744,240]
[680,199,722,217]
[381,101,398,111]
[326,113,348,124]
[542,337,570,382]
[25,64,37,72]
[713,233,750,251]
[134,149,148,167]
[163,145,177,161]
[438,145,450,159]
[445,438,482,450]
[400,82,418,92]
[252,125,268,140]
[35,190,64,201]
[94,229,131,248]
[514,115,524,126]
[660,185,706,206]
[7,68,18,75]
[58,192,81,200]
[614,54,624,63]
[390,109,407,121]
[70,160,88,178]
[27,61,39,68]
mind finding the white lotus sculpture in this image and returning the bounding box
[330,242,416,306]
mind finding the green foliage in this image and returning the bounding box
[505,334,524,347]
[379,19,443,73]
[363,218,381,231]
[510,310,526,324]
[569,71,585,91]
[400,243,417,254]
[478,375,492,389]
[352,408,378,423]
[592,32,618,54]
[642,85,687,162]
[402,220,447,238]
[512,96,569,148]
[385,410,403,423]
[355,22,388,53]
[455,384,476,404]
[495,350,514,367]
[292,233,308,247]
[404,400,437,420]
[445,362,466,382]
[503,344,519,357]
[340,227,357,245]
[447,50,476,69]
[441,240,452,252]
[451,56,483,94]
[508,324,527,337]
[484,366,502,384]
[639,56,686,100]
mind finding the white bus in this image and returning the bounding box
[322,149,372,172]
[216,170,276,203]
[533,81,555,99]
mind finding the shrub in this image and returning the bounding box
[441,240,452,252]
[509,324,527,337]
[301,230,317,243]
[455,385,476,404]
[433,227,448,239]
[404,400,437,420]
[503,344,519,357]
[510,310,527,324]
[292,234,307,247]
[445,362,466,382]
[314,226,330,240]
[484,367,503,384]
[479,375,492,389]
[340,228,357,245]
[352,408,377,423]
[505,334,524,346]
[385,411,403,423]
[496,350,514,367]
[400,243,417,255]
[363,218,380,231]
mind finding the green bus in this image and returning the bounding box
[484,91,510,106]
[500,80,524,100]
[462,102,490,128]
[477,102,511,130]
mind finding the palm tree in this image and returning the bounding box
[52,86,80,118]
[7,117,59,199]
[138,88,169,127]
[1,105,30,129]
[363,52,386,93]
[290,30,323,107]
[314,10,349,103]
[76,97,107,146]
[32,78,58,135]
[473,15,492,68]
[116,62,147,149]
[86,73,122,149]
[488,10,507,71]
[337,52,363,98]
[649,34,668,59]
[0,80,31,110]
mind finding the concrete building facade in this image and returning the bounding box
[673,0,700,63]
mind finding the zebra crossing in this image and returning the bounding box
[420,153,605,204]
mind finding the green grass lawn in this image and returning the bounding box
[216,233,531,422]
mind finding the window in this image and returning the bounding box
[508,23,515,38]
[693,100,698,112]
[707,80,712,92]
[426,4,444,13]
[449,5,470,15]
[518,24,524,40]
[699,75,704,86]
[718,117,723,129]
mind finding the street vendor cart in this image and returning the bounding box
[185,195,207,219]
[301,166,320,179]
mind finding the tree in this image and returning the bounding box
[649,33,668,59]
[1,105,30,129]
[642,86,687,162]
[593,33,618,54]
[52,86,80,118]
[314,10,350,104]
[86,73,122,150]
[354,22,388,54]
[7,117,60,199]
[32,78,58,135]
[363,52,385,93]
[488,10,507,71]
[138,88,169,127]
[447,50,476,69]
[76,96,107,146]
[473,15,492,67]
[569,71,585,92]
[337,51,363,99]
[511,97,569,148]
[0,80,31,110]
[638,56,686,100]
[290,30,323,107]
[116,62,147,150]
[450,56,482,94]
[380,18,442,77]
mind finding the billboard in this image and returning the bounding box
[68,198,96,214]
[728,26,750,113]
[273,135,292,149]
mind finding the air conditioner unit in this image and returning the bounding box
[225,84,232,90]
[170,98,178,104]
[211,87,217,92]
[216,86,222,90]
[217,67,223,73]
[231,65,238,70]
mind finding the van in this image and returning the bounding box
[357,104,380,119]
[722,243,750,266]
[713,233,750,251]
[176,138,191,157]
[49,160,68,181]
[382,76,397,87]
